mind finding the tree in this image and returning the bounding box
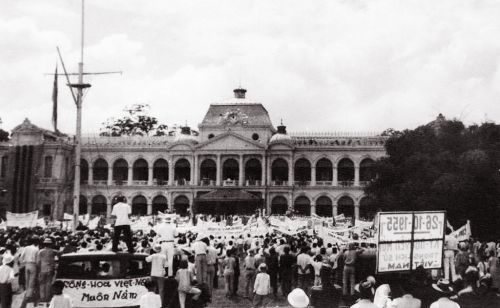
[366,118,500,239]
[99,104,168,137]
[0,129,8,142]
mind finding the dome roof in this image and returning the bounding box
[269,123,292,143]
[174,126,198,143]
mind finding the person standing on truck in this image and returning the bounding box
[111,196,134,253]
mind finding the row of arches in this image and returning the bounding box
[78,195,190,216]
[81,157,376,184]
[270,195,377,220]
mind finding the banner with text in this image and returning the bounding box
[6,211,38,228]
[377,211,445,273]
[61,277,148,307]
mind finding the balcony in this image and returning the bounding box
[200,179,216,186]
[132,180,148,186]
[174,180,190,186]
[339,180,354,187]
[222,180,238,187]
[153,179,168,186]
[271,180,288,186]
[294,181,311,187]
[38,178,59,184]
[93,180,107,186]
[316,181,332,186]
[112,180,126,186]
[245,180,261,186]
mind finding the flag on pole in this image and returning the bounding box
[51,63,58,133]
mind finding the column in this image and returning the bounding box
[106,200,111,219]
[311,167,316,186]
[193,155,198,186]
[168,157,174,186]
[288,158,293,186]
[332,167,338,186]
[238,155,244,186]
[87,199,92,217]
[311,200,316,216]
[190,157,194,185]
[261,155,266,186]
[148,167,153,186]
[216,154,222,186]
[354,165,360,186]
[332,204,338,217]
[354,203,360,221]
[147,200,153,215]
[88,167,93,185]
[267,157,272,185]
[107,167,113,186]
[127,167,133,186]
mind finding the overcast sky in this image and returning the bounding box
[1,0,500,135]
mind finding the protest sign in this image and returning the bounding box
[6,211,38,228]
[450,220,471,242]
[61,277,148,307]
[377,211,445,273]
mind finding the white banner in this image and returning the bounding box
[450,221,471,242]
[6,211,38,228]
[61,277,148,307]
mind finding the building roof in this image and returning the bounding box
[200,103,273,127]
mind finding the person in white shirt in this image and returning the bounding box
[350,279,378,308]
[206,241,218,296]
[49,280,73,308]
[19,237,39,308]
[253,263,271,308]
[429,279,460,308]
[145,244,167,307]
[139,280,162,308]
[296,247,312,293]
[192,237,208,284]
[111,196,134,253]
[154,216,178,277]
[0,254,15,308]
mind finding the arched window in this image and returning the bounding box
[316,196,333,217]
[245,158,262,184]
[337,196,354,218]
[91,195,107,216]
[132,195,147,216]
[294,158,311,184]
[112,159,128,184]
[44,156,53,178]
[79,195,88,215]
[173,195,189,216]
[174,159,191,184]
[152,195,168,215]
[132,159,148,182]
[271,158,288,184]
[200,159,216,185]
[360,158,376,182]
[359,197,377,220]
[222,158,239,181]
[0,156,8,178]
[316,158,332,182]
[80,159,89,183]
[337,158,354,185]
[294,196,311,216]
[271,196,288,215]
[153,159,168,185]
[93,158,108,181]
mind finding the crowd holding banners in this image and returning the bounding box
[0,206,498,308]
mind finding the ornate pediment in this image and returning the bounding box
[218,108,249,127]
[197,132,264,151]
[12,118,44,134]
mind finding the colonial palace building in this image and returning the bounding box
[0,88,387,220]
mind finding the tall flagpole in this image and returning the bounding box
[72,0,85,231]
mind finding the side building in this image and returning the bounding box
[0,89,387,221]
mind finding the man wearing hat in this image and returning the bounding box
[192,235,208,284]
[154,215,178,277]
[0,253,15,308]
[287,288,310,308]
[430,279,460,308]
[145,244,168,307]
[37,237,57,302]
[253,263,271,308]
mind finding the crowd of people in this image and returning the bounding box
[0,200,498,308]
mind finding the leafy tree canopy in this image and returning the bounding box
[99,104,168,137]
[0,129,8,142]
[366,118,500,239]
